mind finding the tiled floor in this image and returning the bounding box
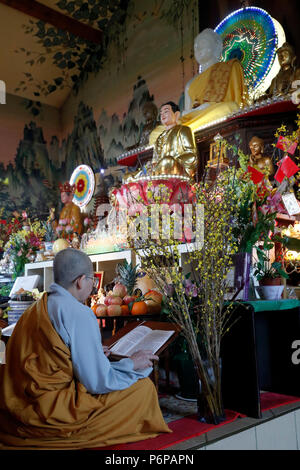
[167,401,300,451]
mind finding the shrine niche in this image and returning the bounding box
[194,100,299,181]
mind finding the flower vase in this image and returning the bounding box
[233,252,252,301]
[174,351,199,400]
[13,258,26,279]
[196,359,225,425]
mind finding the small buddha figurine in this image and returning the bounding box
[181,28,248,131]
[266,43,300,98]
[57,181,83,236]
[138,101,158,147]
[249,136,274,178]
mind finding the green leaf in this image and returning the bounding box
[56,0,67,9]
[25,100,33,109]
[47,84,57,93]
[54,77,64,86]
[47,28,56,36]
[66,1,75,13]
[58,60,67,69]
[43,38,52,47]
[31,107,40,116]
[54,52,63,60]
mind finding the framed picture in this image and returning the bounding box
[94,271,104,292]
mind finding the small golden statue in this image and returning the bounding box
[249,136,274,178]
[265,42,300,98]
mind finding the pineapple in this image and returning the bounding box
[115,260,139,296]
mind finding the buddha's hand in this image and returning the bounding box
[129,350,159,370]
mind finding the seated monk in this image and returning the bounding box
[57,181,83,236]
[0,248,170,449]
[249,135,274,178]
[181,28,248,132]
[124,101,197,181]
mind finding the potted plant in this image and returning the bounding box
[253,246,289,299]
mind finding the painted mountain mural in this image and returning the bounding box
[0,102,106,218]
[98,76,156,165]
[0,122,60,219]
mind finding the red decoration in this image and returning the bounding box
[276,136,298,155]
[77,178,85,193]
[59,181,76,193]
[247,166,264,184]
[274,155,300,183]
[113,179,196,216]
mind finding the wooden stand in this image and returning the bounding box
[103,320,181,392]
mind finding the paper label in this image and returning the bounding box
[282,192,300,216]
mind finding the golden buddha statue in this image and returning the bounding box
[181,28,248,132]
[249,136,274,178]
[124,102,197,182]
[57,182,83,236]
[151,102,197,178]
[266,42,300,98]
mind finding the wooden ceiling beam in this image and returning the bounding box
[0,0,103,44]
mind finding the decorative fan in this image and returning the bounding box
[215,7,285,94]
[69,165,95,208]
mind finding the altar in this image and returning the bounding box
[194,99,299,179]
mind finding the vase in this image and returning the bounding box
[174,352,199,400]
[233,252,252,300]
[52,238,70,255]
[196,359,226,425]
[13,259,25,278]
[44,241,54,253]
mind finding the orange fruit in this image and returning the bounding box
[131,301,148,315]
[121,304,129,316]
[91,304,98,315]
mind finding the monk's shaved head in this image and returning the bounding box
[53,248,93,289]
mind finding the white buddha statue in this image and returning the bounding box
[181,29,248,132]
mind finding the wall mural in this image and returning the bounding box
[0,0,198,219]
[0,76,161,219]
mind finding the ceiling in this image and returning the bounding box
[0,0,128,109]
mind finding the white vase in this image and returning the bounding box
[256,285,284,300]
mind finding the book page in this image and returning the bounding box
[109,325,151,356]
[109,326,174,356]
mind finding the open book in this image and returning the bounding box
[108,324,177,358]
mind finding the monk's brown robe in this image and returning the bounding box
[0,294,171,449]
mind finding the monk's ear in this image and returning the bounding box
[74,275,85,290]
[174,110,180,123]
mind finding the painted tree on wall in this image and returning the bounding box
[14,0,132,115]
